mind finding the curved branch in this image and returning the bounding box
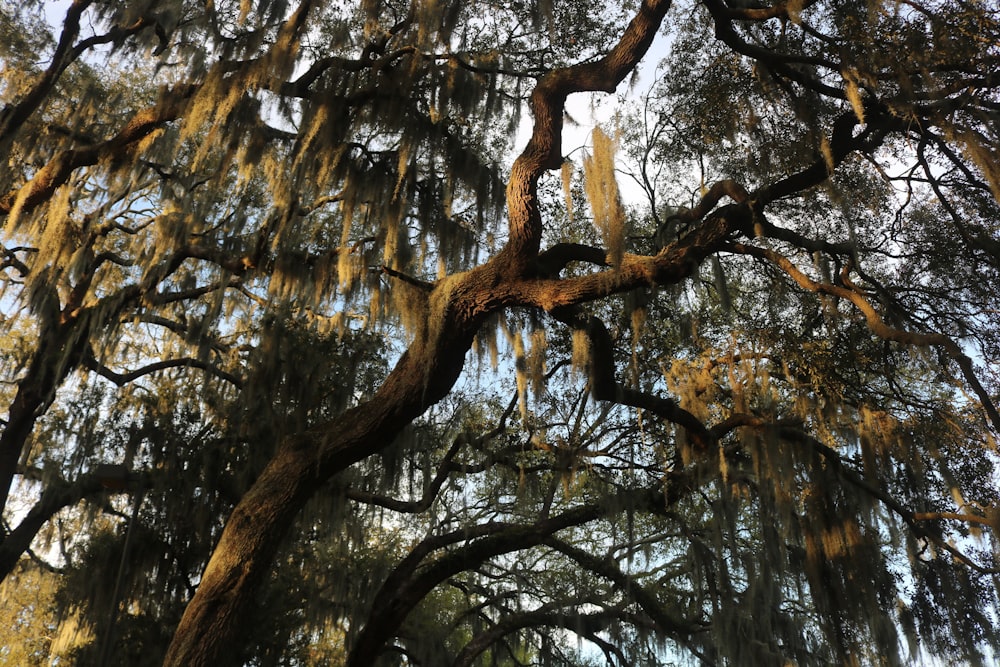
[0,469,145,581]
[676,179,749,225]
[542,537,711,661]
[535,243,609,276]
[753,112,857,205]
[502,0,674,260]
[0,87,194,217]
[549,308,714,452]
[347,486,670,667]
[510,202,752,311]
[83,355,243,389]
[730,242,1000,432]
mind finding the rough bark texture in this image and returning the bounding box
[164,296,487,664]
[4,0,999,664]
[162,3,678,663]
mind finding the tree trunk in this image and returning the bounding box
[161,0,682,658]
[161,438,318,666]
[163,314,482,666]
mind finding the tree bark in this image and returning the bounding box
[163,306,485,665]
[159,205,741,665]
[163,1,682,663]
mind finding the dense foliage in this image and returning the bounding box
[1,0,999,665]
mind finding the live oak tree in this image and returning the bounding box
[1,0,999,665]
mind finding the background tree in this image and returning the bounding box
[1,0,999,665]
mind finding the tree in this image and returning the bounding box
[1,0,999,665]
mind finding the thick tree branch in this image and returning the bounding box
[164,273,491,665]
[347,486,671,667]
[502,0,674,260]
[511,202,753,310]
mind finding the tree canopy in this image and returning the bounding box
[1,0,999,665]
